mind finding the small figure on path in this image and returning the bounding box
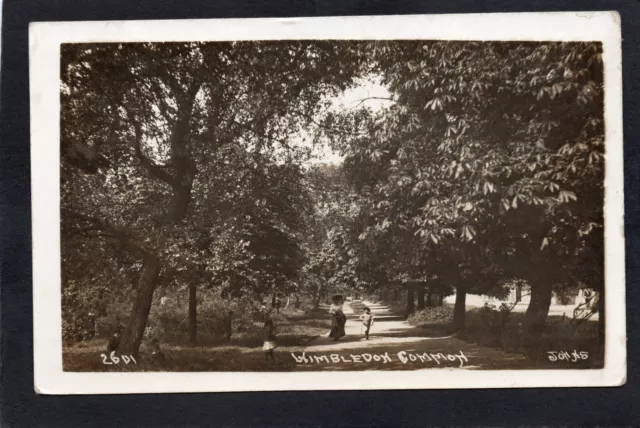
[263,318,277,361]
[359,306,374,340]
[224,310,234,342]
[107,324,124,353]
[328,295,346,341]
[149,338,165,362]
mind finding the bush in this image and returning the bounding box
[407,305,454,326]
[63,294,131,343]
[62,312,94,343]
[145,288,265,345]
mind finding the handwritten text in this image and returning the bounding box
[291,350,468,367]
[101,351,138,365]
[547,350,588,362]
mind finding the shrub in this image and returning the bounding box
[464,305,601,365]
[62,293,131,343]
[144,288,267,345]
[407,305,454,326]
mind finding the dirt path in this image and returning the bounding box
[280,301,536,371]
[64,301,573,372]
[306,300,453,350]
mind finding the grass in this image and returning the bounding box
[462,308,603,368]
[64,344,300,372]
[63,305,332,372]
[385,303,603,369]
[63,300,603,372]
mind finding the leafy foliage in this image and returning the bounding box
[61,40,605,346]
[334,41,604,314]
[61,41,370,350]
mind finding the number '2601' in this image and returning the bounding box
[100,351,137,365]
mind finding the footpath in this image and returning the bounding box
[283,300,533,371]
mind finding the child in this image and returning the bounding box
[359,307,374,340]
[107,324,124,353]
[263,318,277,361]
[149,338,165,362]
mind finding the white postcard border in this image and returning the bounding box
[30,12,625,394]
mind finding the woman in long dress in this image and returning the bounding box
[328,296,346,341]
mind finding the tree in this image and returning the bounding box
[299,164,367,307]
[61,41,370,353]
[335,41,604,331]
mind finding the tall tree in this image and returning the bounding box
[335,40,604,331]
[61,41,369,353]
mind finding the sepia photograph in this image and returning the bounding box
[30,12,625,394]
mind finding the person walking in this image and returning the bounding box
[328,295,346,341]
[359,306,374,340]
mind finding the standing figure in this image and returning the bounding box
[328,296,346,341]
[149,338,165,362]
[107,324,124,353]
[263,318,277,361]
[359,307,374,340]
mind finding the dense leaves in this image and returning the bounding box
[333,41,604,329]
[61,40,605,347]
[61,41,370,351]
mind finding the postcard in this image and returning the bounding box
[30,12,625,394]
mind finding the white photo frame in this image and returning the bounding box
[30,12,625,394]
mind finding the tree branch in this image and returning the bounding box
[63,209,156,256]
[350,97,395,110]
[122,102,177,186]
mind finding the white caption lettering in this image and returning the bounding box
[100,351,137,365]
[547,350,589,362]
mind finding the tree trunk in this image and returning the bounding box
[426,287,434,307]
[525,281,552,334]
[313,283,322,309]
[119,253,161,355]
[437,292,444,306]
[295,294,301,309]
[117,85,199,356]
[406,285,415,317]
[188,283,197,345]
[417,285,426,310]
[453,289,467,333]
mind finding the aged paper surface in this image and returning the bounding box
[30,12,625,394]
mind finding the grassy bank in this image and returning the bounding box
[403,304,603,368]
[63,305,332,372]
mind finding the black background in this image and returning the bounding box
[1,1,639,426]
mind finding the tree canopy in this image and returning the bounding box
[329,41,604,330]
[61,40,605,350]
[61,41,371,351]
